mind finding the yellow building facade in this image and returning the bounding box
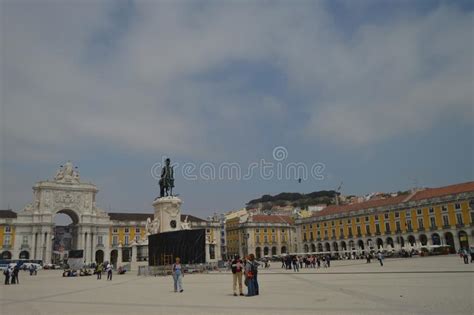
[296,182,474,255]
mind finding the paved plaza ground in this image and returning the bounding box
[1,255,473,315]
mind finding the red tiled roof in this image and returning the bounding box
[310,181,474,219]
[0,210,17,218]
[311,195,409,218]
[251,215,293,224]
[410,181,474,201]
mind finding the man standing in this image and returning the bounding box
[3,268,10,285]
[106,263,112,280]
[231,255,244,296]
[13,265,19,284]
[96,263,103,280]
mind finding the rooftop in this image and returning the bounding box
[0,209,17,219]
[311,181,474,219]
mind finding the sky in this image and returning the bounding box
[1,0,473,219]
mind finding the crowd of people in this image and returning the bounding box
[459,248,473,264]
[3,264,20,285]
[280,254,331,271]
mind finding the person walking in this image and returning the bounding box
[281,257,285,269]
[292,256,299,272]
[231,255,244,296]
[462,248,469,264]
[326,255,331,268]
[106,263,112,280]
[172,257,184,293]
[377,252,384,266]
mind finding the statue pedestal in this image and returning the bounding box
[152,196,182,233]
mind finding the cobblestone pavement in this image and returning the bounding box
[1,255,473,315]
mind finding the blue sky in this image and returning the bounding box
[1,0,472,218]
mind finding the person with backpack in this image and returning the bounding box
[231,255,244,296]
[245,254,258,297]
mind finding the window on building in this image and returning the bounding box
[135,235,140,242]
[98,236,103,245]
[396,221,401,231]
[264,229,267,233]
[317,224,320,228]
[135,228,140,233]
[374,215,379,221]
[124,235,129,245]
[281,229,285,233]
[348,227,352,236]
[456,213,463,225]
[309,224,312,229]
[309,231,314,240]
[365,216,369,221]
[256,229,260,233]
[113,228,118,233]
[395,212,399,218]
[317,230,321,236]
[417,209,422,215]
[272,229,275,233]
[347,219,351,224]
[384,213,389,219]
[112,235,118,245]
[264,235,268,243]
[430,217,436,228]
[22,235,28,245]
[356,217,360,223]
[385,222,391,233]
[406,211,410,218]
[124,228,129,234]
[442,215,449,226]
[5,226,11,233]
[357,226,361,235]
[324,222,327,227]
[332,229,335,237]
[418,218,424,229]
[324,230,328,237]
[256,235,260,243]
[455,203,461,210]
[442,205,447,212]
[3,235,11,245]
[429,207,434,214]
[375,224,380,234]
[272,235,276,243]
[407,220,412,230]
[339,228,343,236]
[366,225,371,234]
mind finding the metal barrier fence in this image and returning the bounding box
[138,263,220,276]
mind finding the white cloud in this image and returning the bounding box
[1,1,472,164]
